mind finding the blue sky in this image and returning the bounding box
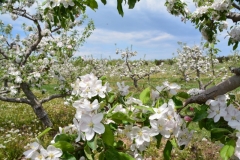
[79,0,236,60]
[0,0,236,60]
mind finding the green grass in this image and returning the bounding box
[0,62,238,159]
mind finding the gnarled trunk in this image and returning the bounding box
[20,82,53,127]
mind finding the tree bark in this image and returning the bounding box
[20,82,53,127]
[133,78,138,88]
[184,75,240,107]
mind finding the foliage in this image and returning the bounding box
[2,0,240,159]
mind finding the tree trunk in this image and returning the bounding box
[184,75,240,107]
[133,78,138,88]
[20,82,53,127]
[3,79,8,88]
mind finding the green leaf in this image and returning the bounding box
[84,145,93,160]
[128,0,137,9]
[54,134,73,143]
[110,112,134,123]
[176,92,190,99]
[100,76,107,84]
[101,0,107,5]
[139,87,150,104]
[118,152,135,160]
[211,128,231,141]
[155,134,162,149]
[104,147,121,160]
[61,152,76,160]
[53,141,74,153]
[220,139,236,160]
[99,152,105,160]
[108,93,117,103]
[198,119,206,129]
[85,0,98,10]
[134,105,154,113]
[170,138,178,148]
[102,124,114,146]
[37,127,52,139]
[192,104,208,122]
[172,96,183,109]
[155,99,164,108]
[68,11,75,22]
[163,140,173,160]
[87,135,98,150]
[117,0,124,16]
[233,42,239,50]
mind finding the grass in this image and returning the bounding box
[0,62,238,159]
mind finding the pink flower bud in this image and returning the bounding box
[189,107,194,111]
[184,116,192,122]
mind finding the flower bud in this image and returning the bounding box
[184,116,192,122]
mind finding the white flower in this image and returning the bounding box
[23,142,40,158]
[117,82,129,96]
[10,86,17,95]
[112,104,126,113]
[61,0,75,8]
[192,5,209,18]
[79,156,86,160]
[150,119,172,138]
[40,145,62,160]
[81,113,105,140]
[211,0,232,11]
[131,126,151,145]
[206,99,227,122]
[122,124,133,139]
[149,103,168,120]
[162,81,181,95]
[0,144,5,148]
[31,151,46,160]
[15,76,22,83]
[93,80,107,98]
[229,25,240,42]
[73,118,85,142]
[176,127,193,147]
[73,99,99,112]
[126,97,142,105]
[224,104,240,129]
[187,88,204,96]
[219,21,228,31]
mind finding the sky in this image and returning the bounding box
[0,0,236,60]
[78,0,236,60]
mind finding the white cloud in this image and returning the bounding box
[86,28,175,45]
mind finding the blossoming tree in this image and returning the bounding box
[114,47,163,88]
[0,0,95,127]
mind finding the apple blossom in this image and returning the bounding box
[40,145,62,160]
[23,142,41,159]
[131,126,151,145]
[81,113,105,140]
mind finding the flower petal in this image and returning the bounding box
[93,123,105,134]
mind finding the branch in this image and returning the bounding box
[21,19,42,65]
[232,2,240,11]
[12,8,34,21]
[226,12,240,23]
[51,27,61,33]
[40,92,71,104]
[0,95,30,104]
[184,75,240,107]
